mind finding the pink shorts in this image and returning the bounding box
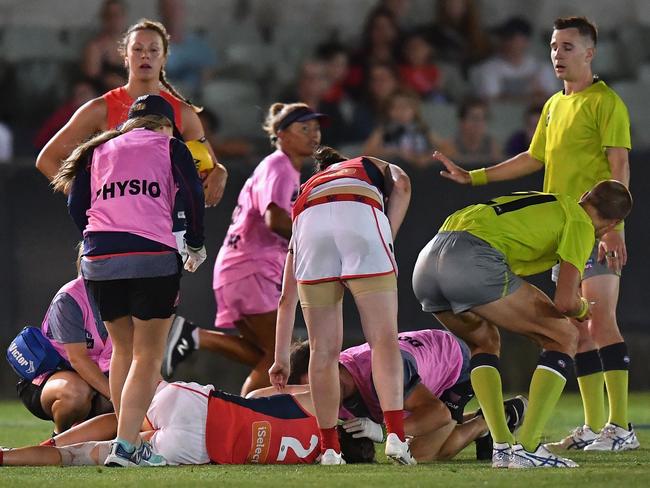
[214,273,281,329]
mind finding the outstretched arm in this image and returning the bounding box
[434,150,544,186]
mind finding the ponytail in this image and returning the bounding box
[313,145,346,172]
[159,69,203,113]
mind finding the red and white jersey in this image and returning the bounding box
[292,157,383,220]
[205,390,320,465]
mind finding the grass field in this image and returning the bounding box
[1,393,649,487]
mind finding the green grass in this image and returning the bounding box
[1,393,649,487]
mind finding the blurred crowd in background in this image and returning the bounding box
[1,0,649,169]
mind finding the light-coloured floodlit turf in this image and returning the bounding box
[1,393,649,487]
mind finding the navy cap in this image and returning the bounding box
[128,94,175,125]
[277,106,329,132]
[127,94,183,139]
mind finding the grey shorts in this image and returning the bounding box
[412,231,523,314]
[551,242,620,282]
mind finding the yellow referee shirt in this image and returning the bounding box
[529,80,631,199]
[440,192,595,276]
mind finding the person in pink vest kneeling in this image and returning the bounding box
[16,273,113,438]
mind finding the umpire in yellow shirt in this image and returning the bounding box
[413,181,632,468]
[435,16,636,452]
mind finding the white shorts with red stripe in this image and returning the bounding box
[147,381,214,465]
[293,201,397,283]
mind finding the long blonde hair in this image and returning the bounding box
[51,115,172,194]
[119,19,202,113]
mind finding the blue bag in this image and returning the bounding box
[6,326,69,381]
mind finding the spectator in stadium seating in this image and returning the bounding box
[399,31,445,101]
[316,42,356,144]
[157,0,219,99]
[81,0,129,91]
[280,60,330,114]
[347,7,402,99]
[163,103,326,397]
[51,94,206,467]
[33,79,100,151]
[348,62,400,142]
[412,178,632,468]
[269,146,413,465]
[471,17,559,103]
[36,18,227,209]
[14,266,113,437]
[378,0,414,29]
[425,0,491,76]
[504,104,542,157]
[0,380,375,466]
[271,331,527,462]
[363,89,451,168]
[447,98,501,166]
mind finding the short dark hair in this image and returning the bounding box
[553,16,598,46]
[288,340,311,384]
[583,180,632,221]
[338,426,376,463]
[458,97,488,120]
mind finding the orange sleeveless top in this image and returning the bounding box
[103,86,183,132]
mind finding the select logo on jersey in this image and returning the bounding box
[95,179,161,200]
[546,109,551,126]
[247,421,271,464]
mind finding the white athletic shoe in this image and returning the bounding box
[491,442,512,468]
[319,449,346,465]
[584,423,640,451]
[545,425,597,450]
[384,433,417,465]
[509,443,578,468]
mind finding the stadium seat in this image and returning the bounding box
[490,101,527,146]
[201,79,263,139]
[1,25,65,62]
[214,102,264,139]
[421,101,457,140]
[591,37,623,80]
[202,79,260,108]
